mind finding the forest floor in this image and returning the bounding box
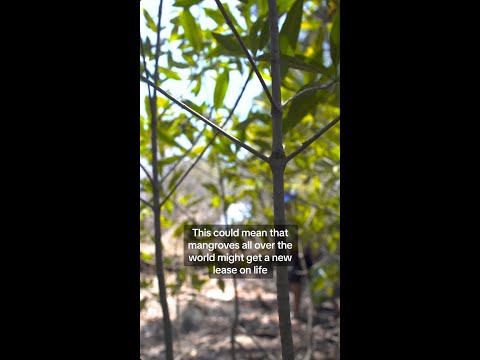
[140,246,340,360]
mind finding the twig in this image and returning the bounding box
[282,81,337,108]
[286,115,340,163]
[141,76,269,163]
[140,197,154,209]
[140,162,154,185]
[142,2,175,359]
[267,0,284,154]
[267,0,294,357]
[213,0,279,111]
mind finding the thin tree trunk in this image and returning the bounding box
[297,242,313,360]
[150,82,174,360]
[271,162,295,360]
[268,0,295,359]
[152,203,174,360]
[148,1,174,358]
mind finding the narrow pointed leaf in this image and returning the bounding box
[180,9,202,50]
[213,69,229,110]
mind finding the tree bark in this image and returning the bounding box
[271,159,295,360]
[150,85,174,360]
[268,0,295,359]
[148,1,174,358]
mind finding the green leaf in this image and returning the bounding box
[178,268,186,283]
[186,196,205,208]
[217,279,225,292]
[205,8,225,26]
[248,16,265,54]
[167,51,190,69]
[140,251,154,262]
[173,0,202,6]
[329,10,340,67]
[257,0,268,17]
[180,9,202,50]
[168,170,183,190]
[204,4,240,29]
[140,298,147,312]
[211,195,221,208]
[191,273,207,291]
[235,117,256,130]
[222,4,242,30]
[202,183,219,195]
[142,37,154,60]
[211,32,244,55]
[248,16,270,54]
[192,77,202,95]
[257,53,334,78]
[140,277,153,289]
[157,66,181,80]
[213,68,229,110]
[283,90,321,134]
[252,139,271,152]
[144,96,152,120]
[158,155,182,167]
[158,129,180,148]
[258,18,270,52]
[143,9,157,33]
[277,0,297,13]
[183,100,204,115]
[279,0,304,78]
[279,0,303,56]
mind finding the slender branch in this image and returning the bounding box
[142,2,174,359]
[140,163,154,185]
[214,0,279,111]
[267,0,284,154]
[286,115,340,163]
[266,1,295,359]
[141,76,269,162]
[140,197,154,209]
[282,81,336,108]
[159,71,254,207]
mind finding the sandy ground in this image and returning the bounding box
[140,263,340,360]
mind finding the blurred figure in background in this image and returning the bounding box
[285,191,314,320]
[288,245,313,319]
